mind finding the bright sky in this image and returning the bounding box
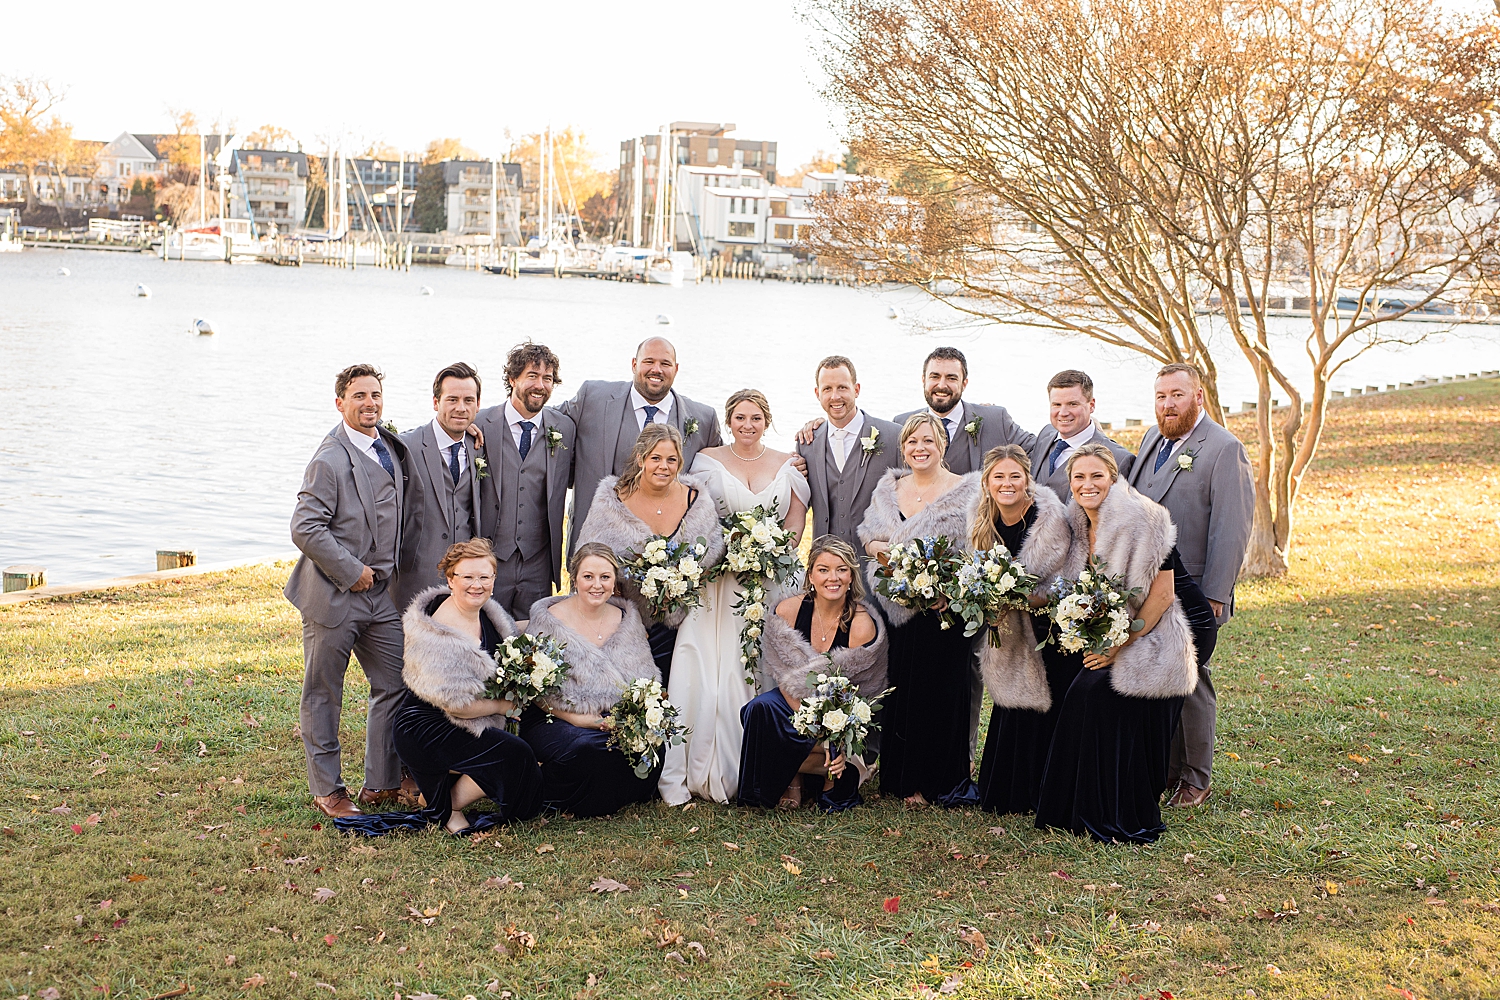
[8,0,845,171]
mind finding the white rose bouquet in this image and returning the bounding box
[1042,555,1143,656]
[872,535,964,626]
[486,633,571,730]
[620,534,717,621]
[606,678,690,778]
[943,545,1039,647]
[790,662,891,764]
[723,501,803,684]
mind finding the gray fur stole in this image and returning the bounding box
[760,600,889,700]
[525,595,659,715]
[402,586,519,736]
[856,469,980,626]
[1060,484,1199,699]
[976,485,1076,712]
[573,472,726,628]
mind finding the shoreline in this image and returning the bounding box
[0,552,296,608]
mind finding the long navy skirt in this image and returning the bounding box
[976,614,1084,815]
[647,623,678,689]
[519,707,659,817]
[737,689,862,812]
[879,611,979,807]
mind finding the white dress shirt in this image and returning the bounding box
[1045,419,1098,475]
[342,420,382,466]
[928,401,965,444]
[630,387,674,430]
[430,418,468,473]
[828,410,866,473]
[504,400,543,452]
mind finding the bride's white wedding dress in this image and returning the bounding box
[658,453,810,805]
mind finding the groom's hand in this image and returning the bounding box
[350,565,375,592]
[795,418,825,446]
[466,423,486,449]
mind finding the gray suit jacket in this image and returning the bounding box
[1028,423,1136,502]
[391,422,484,613]
[475,401,577,588]
[892,402,1036,475]
[797,410,904,554]
[558,380,721,553]
[1126,417,1254,617]
[284,423,420,628]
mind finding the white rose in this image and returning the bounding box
[644,705,664,727]
[743,602,765,622]
[750,522,774,545]
[912,572,932,591]
[746,625,761,639]
[998,573,1016,592]
[852,701,872,723]
[822,709,848,732]
[530,663,554,689]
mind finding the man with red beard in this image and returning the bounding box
[1126,363,1253,808]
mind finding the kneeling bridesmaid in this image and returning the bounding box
[520,542,662,817]
[392,538,544,835]
[738,536,887,812]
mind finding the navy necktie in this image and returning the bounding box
[1153,436,1176,474]
[941,417,954,442]
[642,404,660,426]
[447,441,462,485]
[1048,437,1070,475]
[371,437,395,479]
[518,420,535,460]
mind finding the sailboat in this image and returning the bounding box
[642,126,693,286]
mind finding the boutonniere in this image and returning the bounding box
[1176,450,1195,472]
[964,414,983,442]
[684,416,700,436]
[380,419,399,434]
[859,426,882,456]
[545,426,565,455]
[473,455,490,480]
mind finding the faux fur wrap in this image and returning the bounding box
[975,485,1077,712]
[760,599,889,701]
[573,472,726,628]
[856,469,980,626]
[402,586,519,736]
[525,595,659,715]
[1060,484,1199,700]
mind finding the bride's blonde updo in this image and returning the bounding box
[724,388,773,429]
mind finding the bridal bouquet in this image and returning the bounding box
[1043,556,1143,656]
[944,545,1039,647]
[621,535,715,620]
[790,663,891,762]
[486,634,571,729]
[606,678,690,778]
[723,501,803,684]
[872,535,964,626]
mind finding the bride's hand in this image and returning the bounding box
[824,745,846,779]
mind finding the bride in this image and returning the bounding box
[659,389,810,805]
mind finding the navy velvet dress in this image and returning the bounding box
[519,704,660,817]
[1033,548,1218,844]
[337,602,544,836]
[737,595,864,811]
[975,505,1085,815]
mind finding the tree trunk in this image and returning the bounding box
[1241,370,1287,576]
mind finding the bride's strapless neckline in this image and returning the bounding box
[695,452,795,497]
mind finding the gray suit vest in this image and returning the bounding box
[495,430,550,560]
[363,452,399,579]
[440,456,475,546]
[614,404,644,473]
[1137,436,1177,493]
[825,437,862,543]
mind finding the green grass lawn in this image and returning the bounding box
[3,380,1499,999]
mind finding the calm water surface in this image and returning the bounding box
[2,248,1495,583]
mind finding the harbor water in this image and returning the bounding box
[2,248,1495,584]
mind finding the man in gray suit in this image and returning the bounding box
[1126,362,1254,808]
[285,364,420,819]
[893,347,1036,474]
[557,336,721,552]
[475,342,577,619]
[1028,369,1136,501]
[392,362,485,615]
[796,355,902,564]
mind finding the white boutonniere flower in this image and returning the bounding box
[1177,450,1195,472]
[684,416,700,436]
[473,455,490,480]
[380,419,399,434]
[860,426,881,454]
[964,414,983,441]
[545,426,565,455]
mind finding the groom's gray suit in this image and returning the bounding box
[1127,414,1253,791]
[285,422,420,798]
[391,421,483,615]
[558,381,721,554]
[797,410,903,567]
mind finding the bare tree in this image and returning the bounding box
[806,0,1500,575]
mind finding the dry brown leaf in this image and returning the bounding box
[665,951,687,964]
[224,955,236,967]
[536,843,555,854]
[813,948,835,959]
[686,941,707,960]
[50,804,71,815]
[241,973,266,989]
[589,877,631,894]
[722,842,740,851]
[311,887,336,903]
[958,924,988,959]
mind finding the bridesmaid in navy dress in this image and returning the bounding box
[521,542,662,816]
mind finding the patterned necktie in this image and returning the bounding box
[1048,437,1070,475]
[518,420,535,460]
[447,441,462,485]
[941,417,954,442]
[642,404,660,426]
[1153,436,1176,474]
[371,437,395,479]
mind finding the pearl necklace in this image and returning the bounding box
[731,443,768,462]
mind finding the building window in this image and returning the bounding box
[767,151,776,165]
[770,200,788,216]
[248,155,262,168]
[275,157,290,171]
[773,224,794,240]
[728,221,755,237]
[707,147,718,164]
[120,162,132,177]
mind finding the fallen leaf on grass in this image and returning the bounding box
[98,899,113,910]
[813,948,835,960]
[957,924,987,959]
[1388,988,1416,1000]
[722,842,740,851]
[311,887,336,903]
[589,877,630,894]
[244,714,260,728]
[782,861,802,875]
[85,813,101,827]
[503,924,536,951]
[92,766,108,777]
[225,955,237,967]
[484,875,522,890]
[883,897,900,913]
[882,827,901,837]
[322,933,338,946]
[241,974,266,989]
[685,941,707,960]
[234,804,247,815]
[39,989,62,1000]
[1051,870,1071,880]
[71,824,84,834]
[126,874,149,883]
[1266,964,1284,976]
[283,856,311,866]
[314,984,335,994]
[536,843,555,854]
[111,917,128,929]
[665,950,686,964]
[50,804,71,815]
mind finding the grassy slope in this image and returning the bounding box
[2,381,1498,1000]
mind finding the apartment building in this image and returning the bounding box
[226,150,308,232]
[618,122,778,247]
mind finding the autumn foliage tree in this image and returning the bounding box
[0,76,72,209]
[807,0,1500,575]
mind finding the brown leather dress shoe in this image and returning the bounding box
[357,786,398,807]
[396,775,422,808]
[312,790,362,819]
[1168,783,1212,808]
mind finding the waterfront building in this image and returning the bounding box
[440,160,523,242]
[225,150,308,234]
[617,122,778,247]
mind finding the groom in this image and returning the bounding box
[557,336,721,555]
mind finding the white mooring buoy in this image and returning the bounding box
[57,266,70,277]
[656,313,673,326]
[419,285,434,296]
[193,318,215,336]
[135,283,152,298]
[886,306,902,320]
